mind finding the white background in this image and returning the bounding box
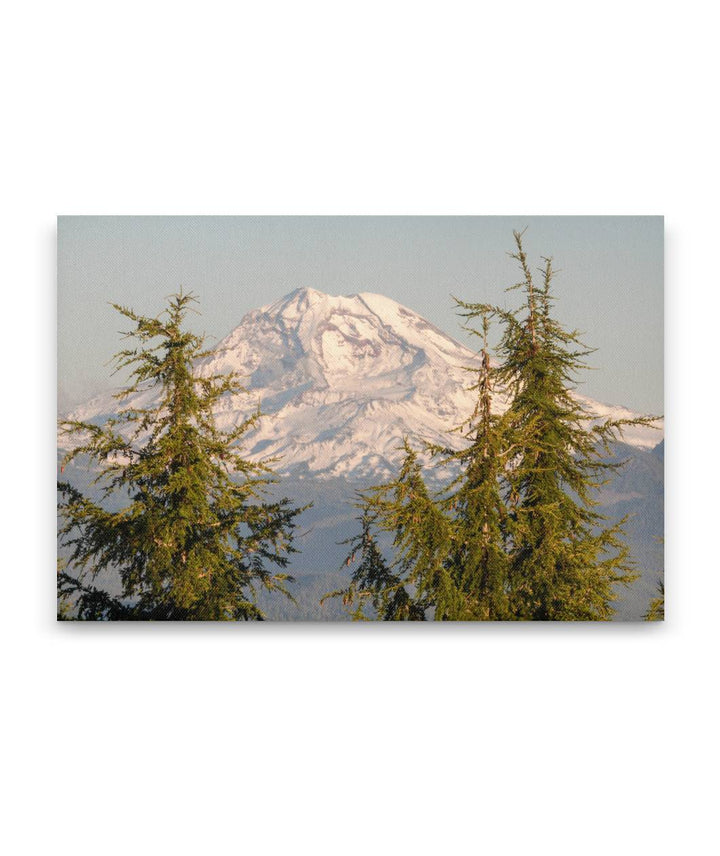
[2,1,717,854]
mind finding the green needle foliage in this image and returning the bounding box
[322,441,455,621]
[644,579,665,621]
[462,230,649,620]
[58,293,305,620]
[327,322,510,621]
[328,231,655,621]
[321,508,427,621]
[435,315,512,620]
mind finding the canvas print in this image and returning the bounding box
[57,216,664,621]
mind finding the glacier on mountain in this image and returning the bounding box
[61,287,662,478]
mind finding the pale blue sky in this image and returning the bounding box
[58,216,663,413]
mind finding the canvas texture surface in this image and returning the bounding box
[57,216,664,621]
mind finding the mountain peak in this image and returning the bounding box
[62,288,664,478]
[233,288,477,387]
[261,287,405,320]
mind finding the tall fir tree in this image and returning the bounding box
[326,318,511,621]
[435,314,512,619]
[58,293,305,620]
[330,230,653,620]
[459,230,649,620]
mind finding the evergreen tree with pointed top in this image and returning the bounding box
[326,319,511,621]
[461,230,647,620]
[58,293,305,621]
[325,441,453,620]
[437,313,512,619]
[330,230,654,621]
[321,508,426,620]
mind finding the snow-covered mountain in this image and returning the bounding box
[62,287,662,478]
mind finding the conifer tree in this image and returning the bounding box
[435,314,512,619]
[321,509,426,620]
[325,442,453,620]
[459,230,649,620]
[330,230,653,621]
[327,319,511,621]
[58,293,304,620]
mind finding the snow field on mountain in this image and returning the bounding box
[60,288,663,476]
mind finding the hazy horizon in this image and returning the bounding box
[58,216,663,414]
